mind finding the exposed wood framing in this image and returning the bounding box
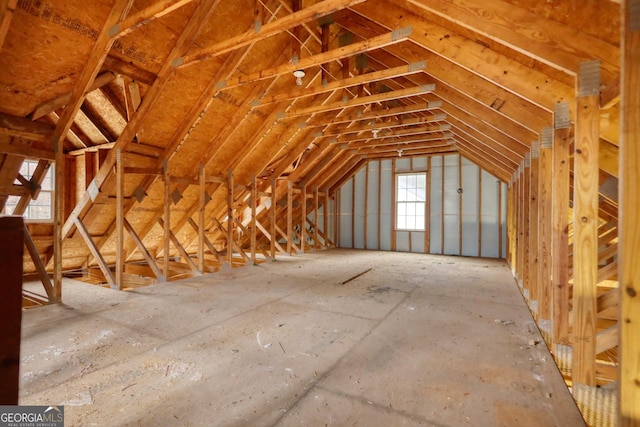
[619,1,640,423]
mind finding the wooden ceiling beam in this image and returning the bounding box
[333,123,450,143]
[453,144,511,182]
[453,134,517,173]
[208,27,412,90]
[341,132,452,149]
[0,141,54,161]
[351,140,452,155]
[180,0,367,67]
[307,100,443,127]
[404,0,619,84]
[349,1,574,113]
[49,0,134,151]
[279,84,435,119]
[110,0,199,39]
[254,61,427,106]
[320,115,447,137]
[333,11,553,132]
[360,146,456,159]
[0,113,54,142]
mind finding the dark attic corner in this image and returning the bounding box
[0,0,638,426]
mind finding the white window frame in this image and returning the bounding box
[395,172,426,231]
[3,160,54,221]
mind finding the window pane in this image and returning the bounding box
[395,173,426,231]
[397,216,406,229]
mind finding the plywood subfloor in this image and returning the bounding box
[19,249,585,426]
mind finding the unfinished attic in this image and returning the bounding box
[0,0,638,425]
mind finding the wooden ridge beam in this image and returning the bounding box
[180,0,366,66]
[209,27,413,90]
[254,61,427,106]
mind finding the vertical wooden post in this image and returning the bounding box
[516,164,524,289]
[301,185,307,253]
[115,148,124,290]
[498,180,503,259]
[198,164,205,273]
[314,186,320,250]
[572,60,600,390]
[163,161,170,280]
[324,190,330,248]
[522,156,531,300]
[270,177,276,258]
[620,2,640,424]
[335,188,340,247]
[458,154,463,256]
[351,178,355,248]
[425,156,431,254]
[377,160,382,250]
[528,144,540,317]
[287,180,293,254]
[552,102,572,347]
[391,158,397,251]
[478,166,482,257]
[227,169,234,265]
[441,156,445,253]
[538,127,554,331]
[364,162,369,249]
[53,135,63,302]
[251,175,257,265]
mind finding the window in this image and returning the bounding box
[3,160,54,220]
[396,173,426,230]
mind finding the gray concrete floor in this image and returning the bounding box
[19,249,585,426]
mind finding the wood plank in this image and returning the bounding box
[123,219,164,280]
[287,180,293,254]
[620,1,640,423]
[281,84,435,119]
[255,61,427,106]
[528,142,540,316]
[251,176,257,263]
[157,218,201,276]
[227,169,234,264]
[538,128,553,321]
[551,102,572,346]
[115,149,124,290]
[0,0,17,51]
[163,163,171,279]
[111,0,199,39]
[180,0,366,66]
[29,72,117,120]
[23,227,54,302]
[209,28,412,90]
[73,217,116,288]
[405,0,619,84]
[0,113,54,142]
[198,164,205,273]
[572,60,600,387]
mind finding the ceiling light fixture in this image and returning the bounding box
[398,149,403,157]
[372,129,379,138]
[293,69,305,86]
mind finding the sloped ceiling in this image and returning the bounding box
[0,0,621,277]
